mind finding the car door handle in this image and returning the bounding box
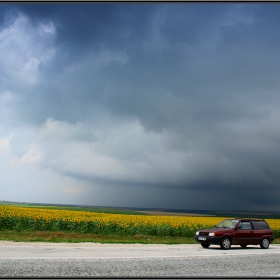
[250,231,254,233]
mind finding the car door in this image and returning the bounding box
[234,221,257,245]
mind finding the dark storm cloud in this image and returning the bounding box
[160,4,230,44]
[13,4,156,52]
[7,3,279,130]
[1,3,280,210]
[94,4,280,131]
[1,3,158,125]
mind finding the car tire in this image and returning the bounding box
[240,245,247,248]
[220,237,231,250]
[260,238,269,249]
[201,243,210,248]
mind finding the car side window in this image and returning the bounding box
[241,222,252,230]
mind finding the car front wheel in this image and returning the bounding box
[220,237,231,250]
[260,238,269,249]
[201,243,210,248]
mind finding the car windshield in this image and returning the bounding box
[216,219,239,229]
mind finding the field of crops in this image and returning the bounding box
[1,205,280,238]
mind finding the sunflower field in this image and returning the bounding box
[0,205,279,238]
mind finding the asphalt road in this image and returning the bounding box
[1,241,280,277]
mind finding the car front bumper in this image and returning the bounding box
[195,236,222,245]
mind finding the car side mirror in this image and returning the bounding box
[236,226,241,230]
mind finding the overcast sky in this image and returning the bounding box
[1,3,280,211]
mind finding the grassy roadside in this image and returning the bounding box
[0,230,279,244]
[0,230,197,244]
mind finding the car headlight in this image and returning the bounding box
[208,232,216,236]
[196,231,199,235]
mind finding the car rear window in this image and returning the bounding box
[252,220,269,229]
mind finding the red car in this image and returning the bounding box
[195,218,274,250]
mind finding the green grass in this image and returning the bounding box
[0,230,196,244]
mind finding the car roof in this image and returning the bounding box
[234,218,266,221]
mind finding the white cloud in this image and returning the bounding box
[39,118,94,142]
[6,117,194,186]
[20,144,42,165]
[0,134,13,151]
[39,21,56,34]
[18,57,40,85]
[0,13,56,88]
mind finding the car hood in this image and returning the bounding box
[199,228,233,233]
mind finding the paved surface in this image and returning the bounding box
[1,241,280,277]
